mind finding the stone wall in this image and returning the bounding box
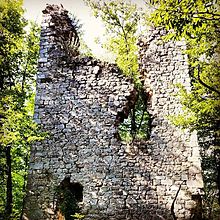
[23,5,203,220]
[138,28,204,219]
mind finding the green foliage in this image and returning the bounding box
[72,213,85,220]
[20,22,41,91]
[0,93,46,218]
[147,0,220,218]
[0,92,46,218]
[0,0,43,219]
[119,91,151,142]
[170,83,220,131]
[0,93,43,146]
[85,0,141,83]
[0,0,26,89]
[147,0,220,130]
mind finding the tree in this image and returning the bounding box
[0,0,26,90]
[85,0,151,141]
[0,93,45,219]
[85,0,140,80]
[146,0,220,218]
[0,0,44,219]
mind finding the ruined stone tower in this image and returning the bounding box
[24,5,203,220]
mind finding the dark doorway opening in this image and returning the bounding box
[56,177,83,220]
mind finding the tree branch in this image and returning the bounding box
[171,181,184,220]
[196,65,220,96]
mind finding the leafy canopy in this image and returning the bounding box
[0,0,44,218]
[0,0,26,89]
[85,0,141,82]
[147,0,220,130]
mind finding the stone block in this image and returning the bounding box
[38,58,48,63]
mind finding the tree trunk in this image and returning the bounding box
[216,150,220,205]
[20,154,29,220]
[5,145,12,219]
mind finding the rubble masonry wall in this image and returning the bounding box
[24,5,203,220]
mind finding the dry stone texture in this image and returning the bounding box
[24,5,203,220]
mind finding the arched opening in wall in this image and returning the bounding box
[116,88,152,142]
[56,177,83,220]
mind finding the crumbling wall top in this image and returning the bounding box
[40,4,80,62]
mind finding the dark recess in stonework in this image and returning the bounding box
[56,177,83,220]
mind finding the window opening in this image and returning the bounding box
[117,88,152,142]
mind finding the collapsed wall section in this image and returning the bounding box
[24,5,204,220]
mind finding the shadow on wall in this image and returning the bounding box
[85,204,173,220]
[84,201,203,220]
[23,188,202,220]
